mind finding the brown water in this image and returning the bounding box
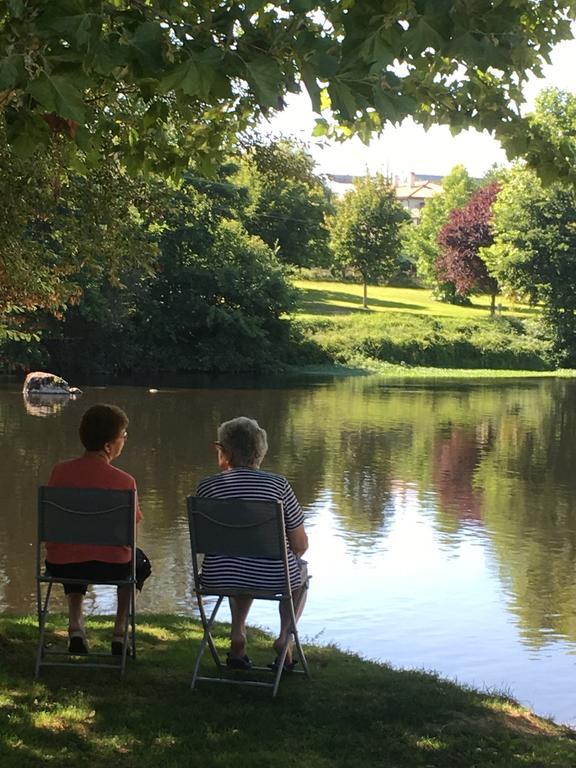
[3,376,576,724]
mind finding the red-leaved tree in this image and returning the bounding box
[437,182,500,314]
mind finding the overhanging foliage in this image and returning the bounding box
[1,1,575,176]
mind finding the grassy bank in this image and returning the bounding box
[1,615,575,768]
[292,281,553,372]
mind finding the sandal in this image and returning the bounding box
[68,629,88,655]
[226,653,253,670]
[268,656,298,673]
[111,635,125,656]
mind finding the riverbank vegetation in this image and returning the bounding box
[1,615,575,768]
[2,89,576,377]
[292,281,552,372]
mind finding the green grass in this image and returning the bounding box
[290,280,555,373]
[1,615,576,768]
[293,280,537,320]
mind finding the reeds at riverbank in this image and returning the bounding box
[1,615,575,768]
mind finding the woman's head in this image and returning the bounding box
[79,404,128,458]
[216,417,268,469]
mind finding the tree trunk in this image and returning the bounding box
[490,293,496,316]
[363,281,368,309]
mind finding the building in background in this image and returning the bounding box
[325,172,443,223]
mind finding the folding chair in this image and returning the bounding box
[187,496,310,697]
[35,486,137,677]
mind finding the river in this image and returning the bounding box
[3,375,576,724]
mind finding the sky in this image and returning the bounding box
[263,37,576,181]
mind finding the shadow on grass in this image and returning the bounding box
[1,616,575,768]
[297,288,425,314]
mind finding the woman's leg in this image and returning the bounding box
[66,592,85,633]
[112,549,151,647]
[228,596,253,658]
[275,563,309,664]
[114,585,132,636]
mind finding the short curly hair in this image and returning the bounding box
[217,416,268,468]
[79,404,128,451]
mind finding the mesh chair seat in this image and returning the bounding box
[35,486,137,677]
[187,496,310,697]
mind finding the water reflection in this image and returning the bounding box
[22,393,75,418]
[3,377,576,723]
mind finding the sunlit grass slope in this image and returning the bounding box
[1,615,576,768]
[291,280,551,371]
[293,280,536,320]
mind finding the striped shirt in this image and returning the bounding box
[196,468,305,591]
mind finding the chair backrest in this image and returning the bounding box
[38,487,136,548]
[187,497,286,559]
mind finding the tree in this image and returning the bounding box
[0,131,155,331]
[485,165,576,365]
[437,182,500,313]
[1,2,575,178]
[233,139,333,268]
[402,164,477,300]
[328,174,409,308]
[22,176,298,375]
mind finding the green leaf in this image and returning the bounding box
[246,58,283,108]
[89,41,128,75]
[329,81,358,121]
[159,59,200,96]
[7,0,25,18]
[288,0,317,11]
[6,113,50,159]
[300,62,321,112]
[309,52,340,79]
[27,74,86,123]
[0,60,18,90]
[312,118,329,137]
[43,13,102,51]
[129,22,165,72]
[403,17,445,54]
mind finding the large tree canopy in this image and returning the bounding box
[1,1,575,176]
[437,181,500,313]
[233,139,333,268]
[329,173,409,308]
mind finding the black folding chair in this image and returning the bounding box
[35,486,137,677]
[187,496,310,697]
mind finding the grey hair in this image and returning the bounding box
[217,416,268,468]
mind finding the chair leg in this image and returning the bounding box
[191,596,223,690]
[290,591,311,679]
[35,581,53,678]
[130,585,136,661]
[196,594,221,667]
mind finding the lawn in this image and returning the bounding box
[1,615,576,768]
[289,280,552,372]
[293,280,537,320]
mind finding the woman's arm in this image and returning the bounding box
[288,524,308,557]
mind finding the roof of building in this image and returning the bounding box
[395,180,443,201]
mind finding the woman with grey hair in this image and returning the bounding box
[196,416,309,670]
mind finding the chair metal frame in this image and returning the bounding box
[187,496,310,697]
[35,486,137,677]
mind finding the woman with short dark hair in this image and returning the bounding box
[197,416,309,670]
[45,404,151,655]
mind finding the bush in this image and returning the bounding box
[294,314,552,370]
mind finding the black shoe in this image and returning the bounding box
[226,653,253,670]
[68,630,88,655]
[268,657,298,673]
[111,636,125,656]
